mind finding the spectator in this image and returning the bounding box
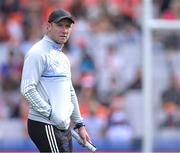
[161,0,180,19]
[1,50,23,91]
[103,92,132,142]
[158,74,180,129]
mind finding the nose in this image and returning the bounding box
[61,26,68,33]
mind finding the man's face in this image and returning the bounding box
[47,19,73,44]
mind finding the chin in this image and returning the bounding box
[59,40,67,44]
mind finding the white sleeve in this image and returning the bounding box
[70,83,83,124]
[20,52,51,118]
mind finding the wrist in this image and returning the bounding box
[74,122,85,129]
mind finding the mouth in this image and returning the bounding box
[59,36,67,39]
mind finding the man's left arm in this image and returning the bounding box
[70,83,91,144]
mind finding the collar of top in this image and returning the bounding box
[43,35,63,51]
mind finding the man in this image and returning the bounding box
[21,9,90,152]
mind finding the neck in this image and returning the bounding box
[46,33,59,44]
[45,35,64,51]
[60,44,64,51]
[46,34,63,45]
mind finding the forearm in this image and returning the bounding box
[21,80,51,118]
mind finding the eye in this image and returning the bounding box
[65,24,71,28]
[55,23,71,28]
[56,23,63,27]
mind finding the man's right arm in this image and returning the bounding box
[21,53,52,118]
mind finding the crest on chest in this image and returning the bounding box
[47,50,70,73]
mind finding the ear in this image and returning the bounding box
[47,22,52,31]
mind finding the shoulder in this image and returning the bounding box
[25,39,49,59]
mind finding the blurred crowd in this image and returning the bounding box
[0,0,180,151]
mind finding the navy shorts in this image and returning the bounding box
[28,119,72,152]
